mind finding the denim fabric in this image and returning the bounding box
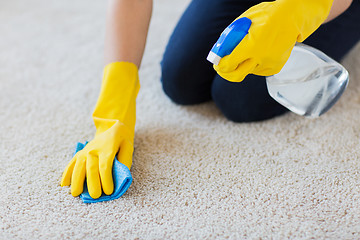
[161,0,360,122]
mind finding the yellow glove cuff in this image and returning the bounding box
[93,62,140,134]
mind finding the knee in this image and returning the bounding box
[160,58,213,106]
[160,65,195,105]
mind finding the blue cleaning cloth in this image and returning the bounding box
[73,142,133,203]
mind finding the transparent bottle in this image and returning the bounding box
[266,44,349,118]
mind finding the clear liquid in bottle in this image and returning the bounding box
[266,44,349,118]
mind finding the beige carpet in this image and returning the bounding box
[1,0,360,239]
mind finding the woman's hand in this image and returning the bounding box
[214,0,334,82]
[61,120,134,198]
[61,62,140,199]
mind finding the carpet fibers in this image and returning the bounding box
[1,0,360,239]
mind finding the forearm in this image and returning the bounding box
[104,0,153,68]
[324,0,352,23]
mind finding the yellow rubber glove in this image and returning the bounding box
[61,62,140,199]
[214,0,334,82]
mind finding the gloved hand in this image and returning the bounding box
[61,62,140,199]
[214,0,334,82]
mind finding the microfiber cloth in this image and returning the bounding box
[73,142,133,203]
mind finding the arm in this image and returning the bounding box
[213,0,354,82]
[325,0,353,23]
[61,0,152,199]
[104,0,153,67]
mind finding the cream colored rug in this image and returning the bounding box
[1,0,360,239]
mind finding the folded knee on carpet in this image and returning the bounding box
[161,68,212,106]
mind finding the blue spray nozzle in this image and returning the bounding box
[207,17,252,65]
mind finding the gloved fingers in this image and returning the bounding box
[253,64,282,77]
[215,58,257,82]
[60,155,77,187]
[214,33,253,73]
[117,140,134,170]
[71,154,86,197]
[99,153,115,195]
[86,153,102,199]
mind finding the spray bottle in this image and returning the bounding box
[207,18,349,117]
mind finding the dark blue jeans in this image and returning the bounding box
[161,0,360,122]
